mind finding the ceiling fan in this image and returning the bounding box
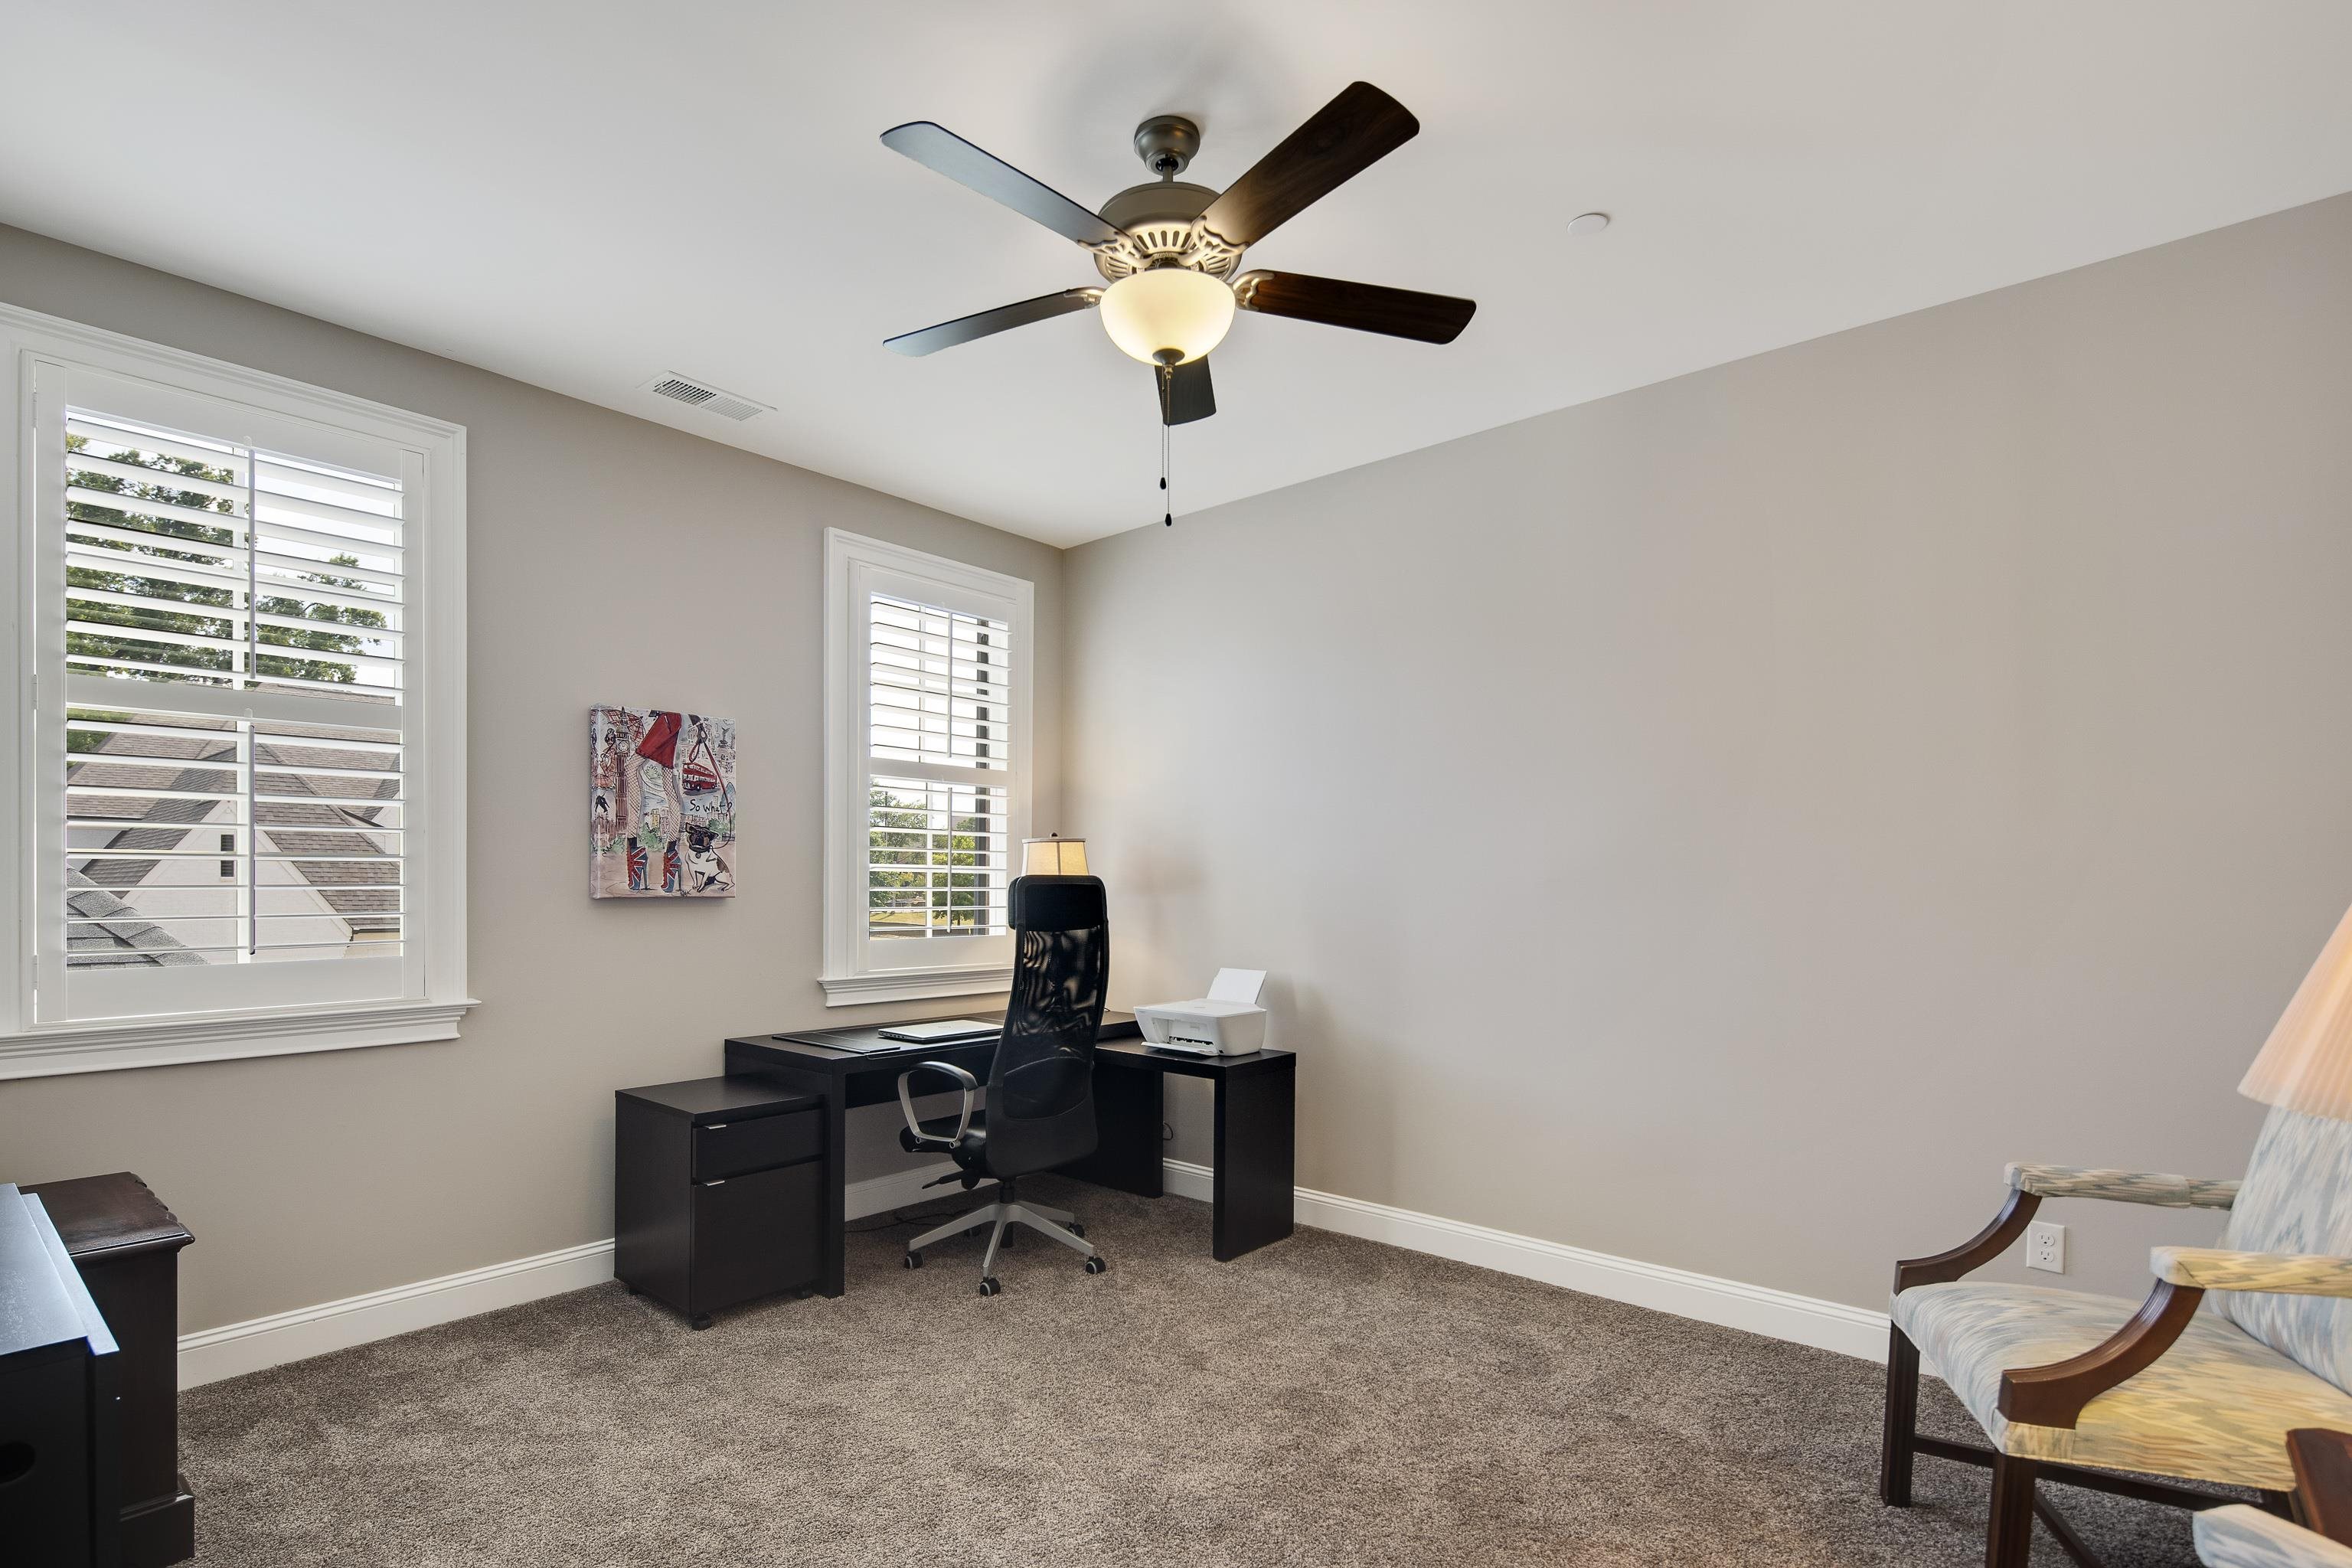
[880,82,1477,428]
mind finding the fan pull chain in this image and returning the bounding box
[1161,413,1172,528]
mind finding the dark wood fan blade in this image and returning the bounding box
[1199,83,1419,248]
[1157,358,1216,425]
[881,122,1126,248]
[884,289,1102,357]
[1232,270,1475,344]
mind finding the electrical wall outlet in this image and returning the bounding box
[2027,1220,2067,1274]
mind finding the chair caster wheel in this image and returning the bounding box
[1083,1256,1108,1274]
[1070,1223,1085,1238]
[978,1277,1001,1296]
[1001,1231,1014,1247]
[903,1251,923,1269]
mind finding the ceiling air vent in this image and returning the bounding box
[642,374,772,423]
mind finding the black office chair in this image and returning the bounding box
[895,874,1110,1295]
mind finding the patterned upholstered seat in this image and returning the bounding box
[1896,1279,2352,1489]
[2197,1505,2352,1568]
[1891,1107,2352,1495]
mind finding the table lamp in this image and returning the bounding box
[1022,835,1089,876]
[2240,899,2352,1119]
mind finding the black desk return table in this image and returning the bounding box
[722,1011,1295,1297]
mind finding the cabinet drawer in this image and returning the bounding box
[692,1161,821,1312]
[693,1109,819,1181]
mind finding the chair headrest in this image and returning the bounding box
[1010,875,1106,932]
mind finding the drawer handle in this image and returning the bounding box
[702,1178,727,1187]
[705,1123,729,1131]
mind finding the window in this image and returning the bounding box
[1,302,468,1077]
[822,530,1031,1006]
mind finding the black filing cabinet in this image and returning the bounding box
[614,1077,824,1328]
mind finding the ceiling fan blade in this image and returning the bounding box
[884,289,1102,357]
[1232,270,1475,344]
[1198,83,1419,249]
[1157,358,1216,426]
[881,122,1127,248]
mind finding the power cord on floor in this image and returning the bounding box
[843,1183,1007,1235]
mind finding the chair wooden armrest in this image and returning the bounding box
[1894,1186,2043,1292]
[1991,1253,2352,1433]
[2155,1248,2352,1295]
[2292,1429,2352,1547]
[1996,1277,2206,1428]
[1893,1164,2243,1295]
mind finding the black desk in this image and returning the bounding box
[724,1012,1295,1295]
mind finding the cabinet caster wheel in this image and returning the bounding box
[903,1251,923,1269]
[1083,1256,1108,1275]
[689,1315,712,1331]
[625,1284,642,1295]
[978,1277,1001,1297]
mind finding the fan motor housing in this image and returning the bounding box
[1093,181,1243,281]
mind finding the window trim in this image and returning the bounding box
[0,300,470,1079]
[819,528,1031,1007]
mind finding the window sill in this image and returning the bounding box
[818,966,1011,1009]
[0,998,479,1081]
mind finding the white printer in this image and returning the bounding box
[1135,969,1269,1057]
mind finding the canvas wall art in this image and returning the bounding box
[590,706,737,897]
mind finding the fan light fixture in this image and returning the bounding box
[1098,266,1235,366]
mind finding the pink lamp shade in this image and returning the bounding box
[2242,900,2352,1121]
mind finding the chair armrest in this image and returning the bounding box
[2007,1163,2239,1209]
[2000,1256,2352,1431]
[2196,1505,2352,1568]
[2294,1429,2352,1547]
[1999,1277,2205,1429]
[897,1060,978,1152]
[1893,1161,2238,1295]
[2155,1248,2352,1295]
[1895,1187,2043,1293]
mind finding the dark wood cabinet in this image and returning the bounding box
[23,1171,194,1567]
[2,1184,122,1568]
[615,1078,825,1328]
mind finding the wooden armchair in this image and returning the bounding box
[1881,1106,2352,1567]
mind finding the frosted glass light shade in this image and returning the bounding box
[1022,837,1089,876]
[2242,900,2352,1121]
[1099,268,1234,365]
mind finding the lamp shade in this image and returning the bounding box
[1098,268,1234,365]
[1021,836,1089,877]
[2241,900,2352,1121]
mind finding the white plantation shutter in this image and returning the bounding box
[36,375,424,1022]
[866,592,1014,939]
[822,531,1031,1004]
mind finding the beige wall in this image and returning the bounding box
[8,189,2350,1335]
[1064,192,2352,1309]
[0,224,1064,1329]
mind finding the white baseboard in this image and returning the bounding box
[178,1161,964,1387]
[178,1157,1886,1388]
[1161,1158,1889,1361]
[177,1238,616,1388]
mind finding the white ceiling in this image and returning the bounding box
[3,2,2350,547]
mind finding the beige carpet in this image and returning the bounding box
[181,1176,2203,1566]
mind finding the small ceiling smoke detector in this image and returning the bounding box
[1566,211,1610,237]
[641,373,772,423]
